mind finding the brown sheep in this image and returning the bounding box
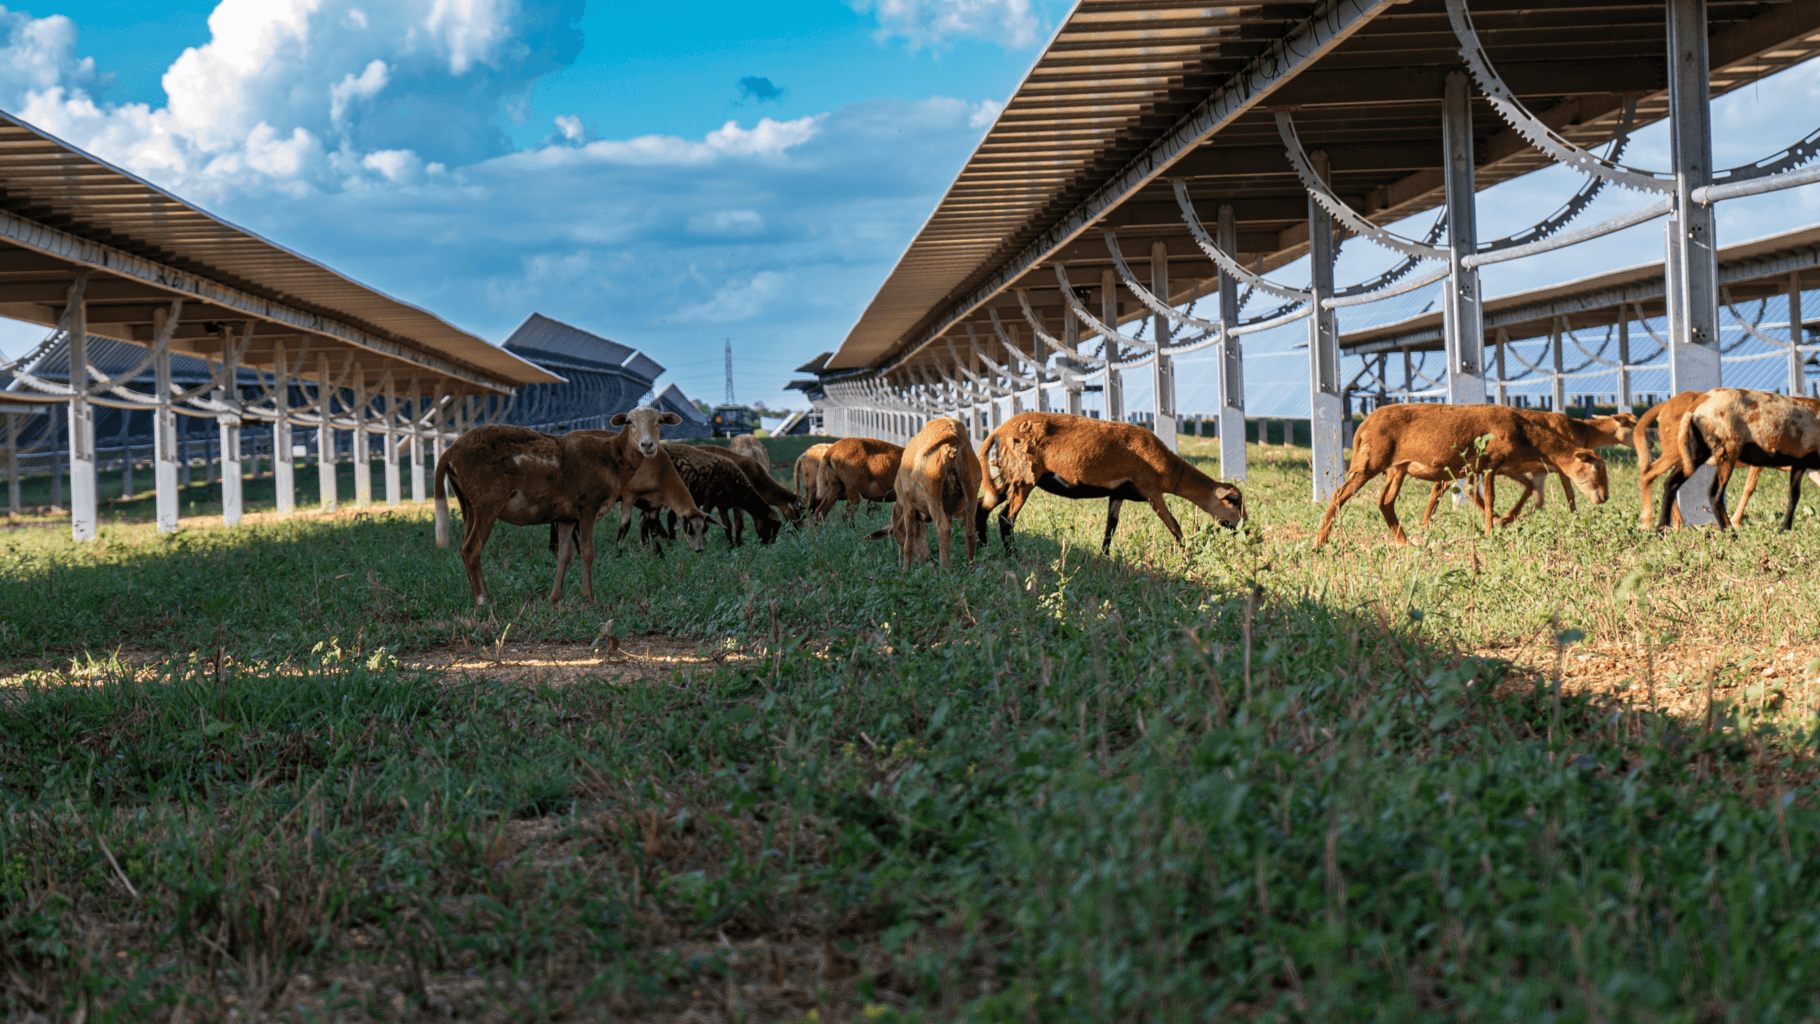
[814,437,904,521]
[1419,410,1636,525]
[976,412,1243,554]
[865,418,982,567]
[1663,388,1820,530]
[433,410,708,605]
[1313,404,1609,549]
[729,434,769,466]
[637,443,782,548]
[794,443,833,510]
[1634,391,1817,527]
[722,447,802,524]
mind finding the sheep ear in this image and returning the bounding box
[610,413,629,426]
[661,412,682,425]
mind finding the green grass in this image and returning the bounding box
[1,435,1818,1021]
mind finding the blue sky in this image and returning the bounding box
[0,0,1815,412]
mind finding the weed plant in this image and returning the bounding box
[0,438,1817,1021]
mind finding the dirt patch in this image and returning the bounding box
[404,634,756,686]
[1476,635,1820,725]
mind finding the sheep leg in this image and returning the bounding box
[1145,492,1185,545]
[1783,465,1804,531]
[1709,460,1736,530]
[1556,469,1576,512]
[460,511,499,606]
[1531,471,1547,511]
[577,512,598,602]
[1639,451,1683,529]
[1656,467,1688,530]
[1732,465,1763,525]
[1102,498,1123,554]
[996,484,1034,553]
[933,507,952,568]
[549,521,574,604]
[1314,469,1376,549]
[1420,481,1451,526]
[1483,471,1500,535]
[1377,466,1411,546]
[1499,472,1538,526]
[963,497,979,564]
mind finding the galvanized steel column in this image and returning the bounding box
[1442,71,1487,405]
[1150,240,1178,451]
[1551,318,1566,411]
[4,412,17,515]
[1216,205,1246,480]
[1101,268,1123,425]
[317,353,338,512]
[154,315,180,532]
[1789,273,1804,395]
[1062,297,1083,416]
[1617,314,1632,410]
[217,330,243,527]
[66,281,97,541]
[272,340,295,515]
[1666,0,1722,392]
[1306,154,1344,502]
[408,379,426,503]
[352,368,372,507]
[117,408,133,499]
[383,376,401,506]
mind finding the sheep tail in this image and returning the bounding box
[977,424,1008,512]
[1632,398,1664,467]
[1675,408,1702,478]
[434,458,454,549]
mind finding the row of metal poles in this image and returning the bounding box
[1,289,513,538]
[828,0,1753,502]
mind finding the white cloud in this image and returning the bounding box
[553,113,584,141]
[676,271,795,325]
[969,98,1001,129]
[330,59,389,125]
[688,209,765,236]
[851,0,1041,50]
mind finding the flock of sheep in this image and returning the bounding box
[421,386,1810,606]
[1316,386,1820,547]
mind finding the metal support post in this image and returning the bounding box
[1149,241,1178,451]
[1101,268,1124,426]
[408,379,426,503]
[273,340,295,514]
[217,330,243,527]
[1666,0,1722,392]
[154,309,179,532]
[1617,312,1633,410]
[1062,298,1083,416]
[1216,204,1246,479]
[383,376,401,506]
[1442,71,1486,405]
[66,282,97,541]
[1494,330,1510,406]
[49,409,62,509]
[118,410,133,500]
[4,412,16,515]
[1306,153,1344,502]
[1789,273,1804,395]
[1551,317,1566,411]
[317,353,338,512]
[352,368,372,506]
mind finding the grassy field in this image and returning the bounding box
[1,433,1818,1022]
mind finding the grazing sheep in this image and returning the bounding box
[1313,404,1609,549]
[721,447,802,524]
[433,409,707,605]
[648,443,782,547]
[794,443,834,511]
[814,437,904,521]
[976,411,1243,554]
[866,417,982,567]
[1419,410,1636,525]
[1662,388,1820,531]
[1635,391,1819,527]
[729,434,770,467]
